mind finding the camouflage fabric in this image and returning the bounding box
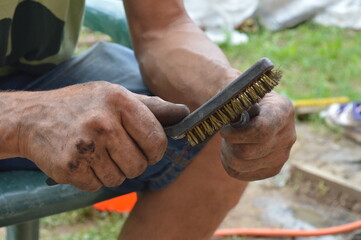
[0,0,85,76]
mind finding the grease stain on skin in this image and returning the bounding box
[76,139,95,154]
[95,127,108,135]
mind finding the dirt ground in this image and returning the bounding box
[216,123,361,240]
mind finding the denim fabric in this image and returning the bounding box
[0,42,205,193]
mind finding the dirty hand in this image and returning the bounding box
[17,81,189,191]
[220,91,296,181]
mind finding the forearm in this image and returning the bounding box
[124,0,240,111]
[124,0,187,43]
[0,92,24,158]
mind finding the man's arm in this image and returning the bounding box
[124,0,296,181]
[124,0,240,111]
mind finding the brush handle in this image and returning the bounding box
[164,58,274,138]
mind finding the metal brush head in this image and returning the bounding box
[164,57,281,146]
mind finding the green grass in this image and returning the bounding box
[221,22,361,102]
[39,207,127,240]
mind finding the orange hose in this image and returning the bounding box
[214,220,361,238]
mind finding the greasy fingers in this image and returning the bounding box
[219,91,296,181]
[105,129,148,179]
[20,82,174,191]
[114,92,168,164]
[50,151,104,192]
[221,140,292,180]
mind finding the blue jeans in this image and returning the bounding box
[0,42,204,194]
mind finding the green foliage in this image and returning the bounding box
[42,207,95,228]
[221,22,361,102]
[40,208,127,239]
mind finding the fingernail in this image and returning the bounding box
[175,104,187,107]
[230,112,250,129]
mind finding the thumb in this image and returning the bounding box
[137,95,190,126]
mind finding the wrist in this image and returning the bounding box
[0,92,27,158]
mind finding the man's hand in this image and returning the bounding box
[220,91,296,181]
[123,0,296,181]
[15,81,188,191]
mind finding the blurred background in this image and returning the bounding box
[1,0,360,239]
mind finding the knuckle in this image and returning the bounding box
[146,131,167,163]
[289,130,297,145]
[280,149,291,164]
[231,145,259,160]
[287,103,296,118]
[79,183,102,192]
[221,151,245,178]
[127,160,148,178]
[234,171,266,182]
[104,85,128,104]
[223,166,255,181]
[227,169,242,180]
[153,131,167,148]
[279,96,295,118]
[221,151,283,181]
[103,174,125,187]
[151,96,164,103]
[85,115,113,135]
[89,80,110,87]
[136,160,148,175]
[82,81,113,92]
[223,152,260,173]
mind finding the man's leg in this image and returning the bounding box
[119,134,248,240]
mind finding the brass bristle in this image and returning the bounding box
[209,115,224,129]
[215,109,230,123]
[254,81,268,96]
[245,87,261,102]
[201,120,215,135]
[184,70,281,147]
[238,93,252,109]
[186,130,198,146]
[224,104,238,119]
[230,98,245,113]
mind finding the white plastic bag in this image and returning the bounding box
[314,0,361,30]
[184,0,259,44]
[257,0,337,31]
